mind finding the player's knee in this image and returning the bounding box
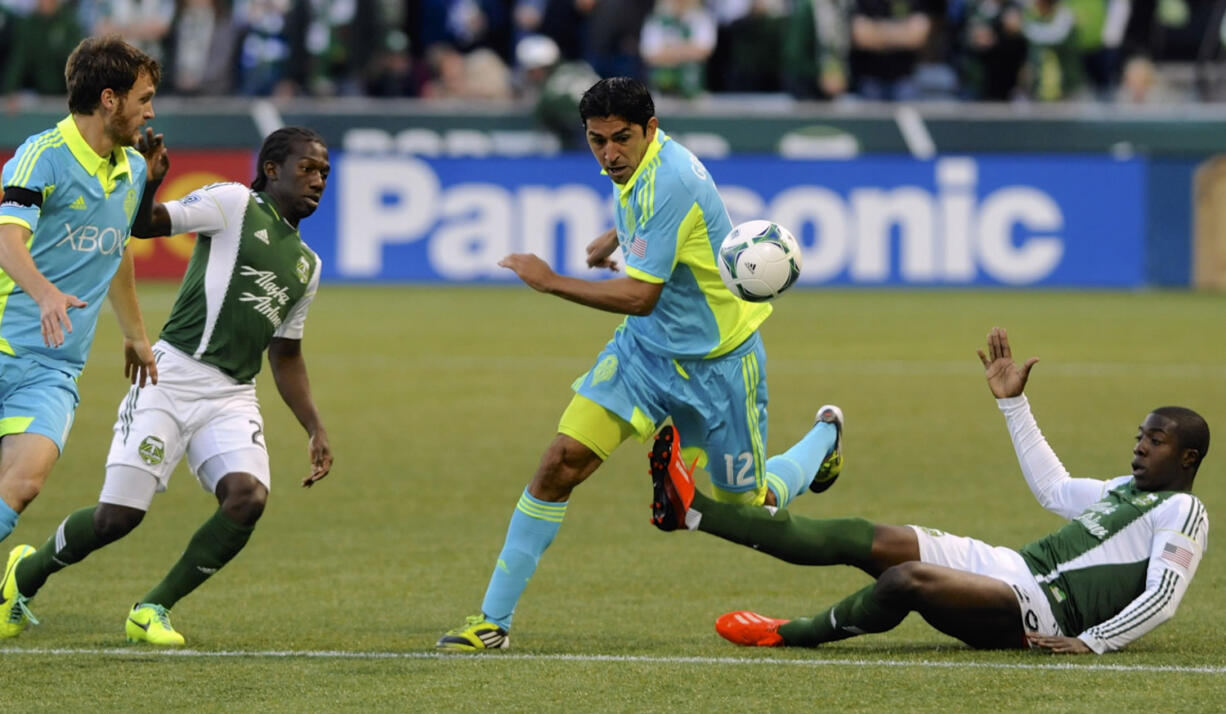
[93,503,145,543]
[531,437,600,498]
[217,473,268,526]
[875,562,929,607]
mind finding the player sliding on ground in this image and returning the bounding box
[438,76,842,651]
[650,327,1208,653]
[1,126,334,645]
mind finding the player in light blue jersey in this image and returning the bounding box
[439,77,842,650]
[653,328,1209,655]
[0,36,162,561]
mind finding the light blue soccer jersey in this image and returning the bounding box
[611,129,770,359]
[0,116,146,376]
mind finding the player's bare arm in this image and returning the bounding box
[106,248,157,387]
[499,252,663,315]
[1026,633,1092,654]
[977,326,1038,398]
[0,222,86,347]
[585,228,619,271]
[130,128,172,237]
[267,337,333,487]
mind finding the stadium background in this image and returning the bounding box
[3,1,1226,710]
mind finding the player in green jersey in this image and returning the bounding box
[651,327,1209,654]
[1,126,334,644]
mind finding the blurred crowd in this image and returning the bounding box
[0,0,1220,110]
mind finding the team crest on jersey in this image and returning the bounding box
[296,256,310,283]
[138,435,165,466]
[591,355,618,386]
[1130,492,1160,507]
[124,188,137,219]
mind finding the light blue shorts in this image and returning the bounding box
[572,328,769,496]
[0,354,80,453]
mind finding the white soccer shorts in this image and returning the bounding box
[910,525,1062,638]
[102,341,270,509]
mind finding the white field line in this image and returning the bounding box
[2,648,1224,674]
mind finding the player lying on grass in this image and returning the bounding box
[1,126,334,645]
[650,327,1208,653]
[438,76,843,651]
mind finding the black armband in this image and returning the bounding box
[1,186,42,208]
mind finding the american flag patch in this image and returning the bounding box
[630,235,647,258]
[1162,542,1194,569]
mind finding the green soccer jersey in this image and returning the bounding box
[159,182,321,382]
[1000,396,1208,653]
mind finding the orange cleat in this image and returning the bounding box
[649,425,696,531]
[715,610,789,647]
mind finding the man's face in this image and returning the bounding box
[104,70,156,147]
[1131,413,1191,491]
[265,141,330,224]
[585,115,658,185]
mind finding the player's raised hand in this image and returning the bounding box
[302,427,332,487]
[585,228,619,272]
[35,286,86,348]
[122,336,158,387]
[137,127,170,182]
[976,326,1038,399]
[499,253,557,293]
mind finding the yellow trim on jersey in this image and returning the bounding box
[617,131,669,201]
[710,481,768,506]
[0,217,32,231]
[624,265,665,284]
[10,132,63,188]
[57,116,133,195]
[0,229,36,356]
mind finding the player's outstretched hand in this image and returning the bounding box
[302,427,332,487]
[499,253,556,293]
[123,336,158,387]
[976,326,1038,399]
[137,127,170,182]
[36,286,86,348]
[1026,633,1091,654]
[585,228,619,272]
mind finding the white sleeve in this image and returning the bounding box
[997,396,1115,519]
[1078,494,1208,653]
[164,183,246,236]
[273,252,320,340]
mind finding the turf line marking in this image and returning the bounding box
[3,648,1223,674]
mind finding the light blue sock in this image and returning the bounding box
[0,499,17,543]
[765,421,837,507]
[480,489,567,629]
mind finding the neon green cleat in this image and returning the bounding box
[1,544,38,638]
[436,614,509,651]
[125,603,185,646]
[808,404,844,494]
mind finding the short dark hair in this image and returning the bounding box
[65,36,161,115]
[1153,406,1210,470]
[252,126,327,191]
[579,77,655,132]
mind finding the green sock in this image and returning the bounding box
[691,490,875,567]
[141,509,254,609]
[15,507,105,598]
[778,583,908,646]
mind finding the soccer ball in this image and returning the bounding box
[717,220,802,302]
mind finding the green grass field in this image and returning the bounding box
[4,284,1226,712]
